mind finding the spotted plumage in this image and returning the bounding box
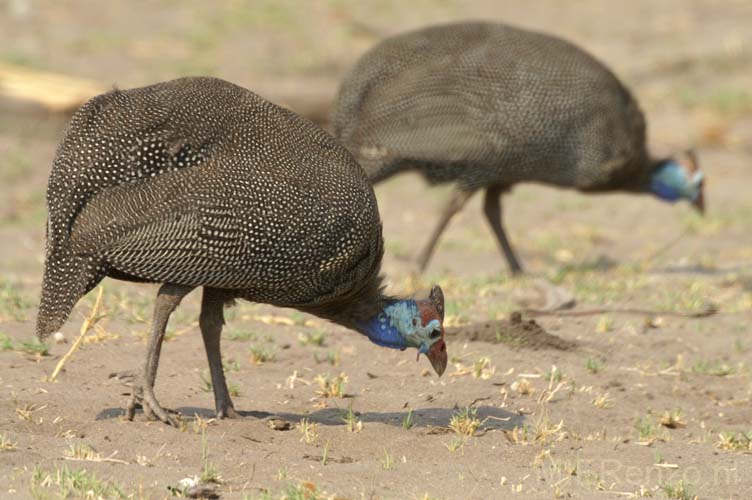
[38,77,447,424]
[333,21,704,273]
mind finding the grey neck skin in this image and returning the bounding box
[297,274,389,331]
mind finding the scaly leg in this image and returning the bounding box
[484,185,523,275]
[126,283,193,425]
[200,287,239,419]
[416,188,474,271]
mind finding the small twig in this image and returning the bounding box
[537,365,565,404]
[48,287,105,382]
[640,227,691,265]
[523,304,717,319]
[468,397,491,408]
[482,415,511,423]
[539,381,567,405]
[62,451,129,465]
[528,227,713,319]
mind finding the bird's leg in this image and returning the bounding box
[484,185,523,275]
[416,188,474,271]
[126,283,193,425]
[199,287,239,419]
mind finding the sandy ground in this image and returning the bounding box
[1,1,751,499]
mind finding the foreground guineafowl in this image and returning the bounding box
[37,77,448,425]
[333,21,705,274]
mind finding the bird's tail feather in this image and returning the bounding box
[36,250,103,340]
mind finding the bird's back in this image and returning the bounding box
[333,21,648,190]
[39,77,382,338]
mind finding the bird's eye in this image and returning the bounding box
[430,328,441,339]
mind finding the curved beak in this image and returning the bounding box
[426,339,447,376]
[692,180,705,214]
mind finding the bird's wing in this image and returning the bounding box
[349,67,500,167]
[67,164,262,288]
[45,85,227,253]
[67,160,369,291]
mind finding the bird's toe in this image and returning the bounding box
[127,384,180,426]
[125,392,141,421]
[144,401,179,426]
[217,401,240,419]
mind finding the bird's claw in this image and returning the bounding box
[216,399,240,419]
[126,385,180,426]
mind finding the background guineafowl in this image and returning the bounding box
[37,76,448,425]
[332,21,705,274]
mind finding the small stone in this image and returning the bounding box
[177,477,199,490]
[267,418,292,431]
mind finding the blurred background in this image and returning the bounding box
[2,1,752,123]
[1,0,750,285]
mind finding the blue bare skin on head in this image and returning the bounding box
[650,160,704,204]
[360,300,441,352]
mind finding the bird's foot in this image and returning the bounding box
[126,385,180,426]
[216,398,240,419]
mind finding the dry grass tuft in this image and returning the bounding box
[189,414,215,435]
[472,357,496,379]
[511,377,535,396]
[595,315,614,333]
[380,448,395,470]
[200,428,221,484]
[591,392,614,409]
[0,433,17,451]
[249,345,276,364]
[661,480,698,500]
[506,411,566,446]
[298,330,326,347]
[716,431,752,451]
[64,443,101,461]
[659,410,687,429]
[63,442,129,464]
[16,402,45,422]
[444,406,483,453]
[276,481,336,500]
[31,465,129,499]
[449,407,481,438]
[448,356,496,379]
[341,405,362,433]
[585,357,603,374]
[298,418,318,444]
[314,372,348,398]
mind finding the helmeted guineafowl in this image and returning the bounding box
[37,77,448,425]
[332,21,705,274]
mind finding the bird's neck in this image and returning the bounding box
[589,152,655,193]
[356,299,420,350]
[298,272,388,329]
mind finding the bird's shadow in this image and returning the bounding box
[97,405,523,431]
[649,263,752,276]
